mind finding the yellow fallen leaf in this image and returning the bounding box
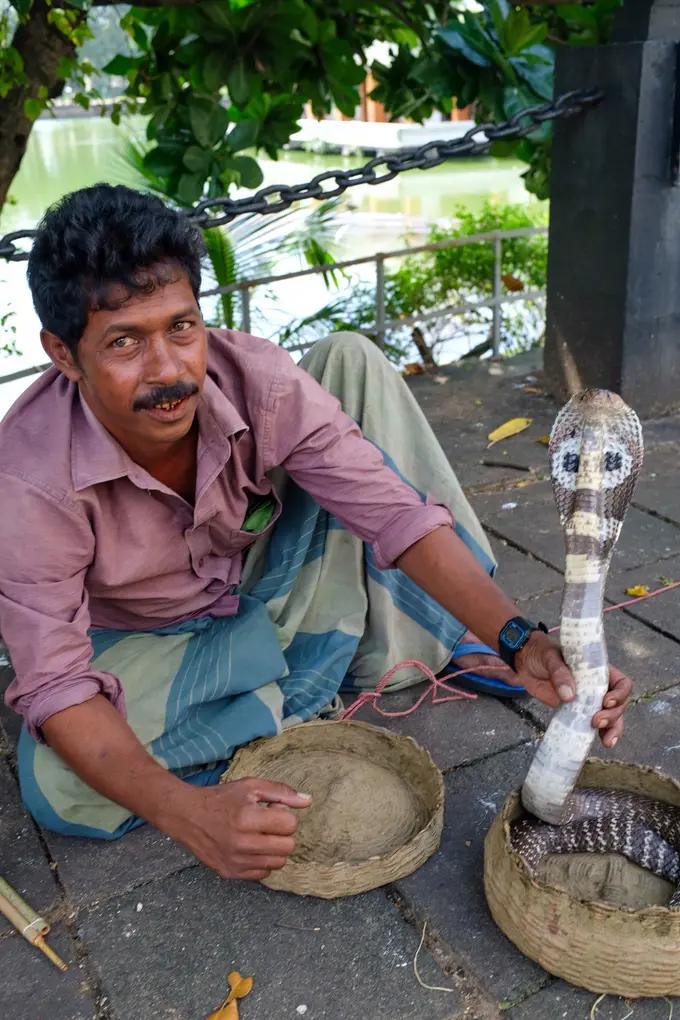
[474,399,483,407]
[487,417,532,448]
[227,975,254,1003]
[206,1000,239,1020]
[536,434,550,446]
[625,585,649,597]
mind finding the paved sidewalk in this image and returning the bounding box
[2,351,679,1020]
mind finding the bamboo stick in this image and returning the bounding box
[0,876,49,935]
[0,892,68,971]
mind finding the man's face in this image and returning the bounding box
[43,269,207,457]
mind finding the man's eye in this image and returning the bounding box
[112,336,133,348]
[172,320,192,332]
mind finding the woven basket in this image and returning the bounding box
[484,758,680,997]
[221,719,443,898]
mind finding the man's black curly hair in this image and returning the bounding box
[27,183,205,355]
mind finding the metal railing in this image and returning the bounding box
[0,225,548,388]
[202,224,548,355]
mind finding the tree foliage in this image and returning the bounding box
[0,0,623,215]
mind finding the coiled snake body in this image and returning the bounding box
[510,390,680,909]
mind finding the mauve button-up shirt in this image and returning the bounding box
[0,329,452,739]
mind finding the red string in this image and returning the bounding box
[341,580,680,722]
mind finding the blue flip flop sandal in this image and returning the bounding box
[446,641,527,698]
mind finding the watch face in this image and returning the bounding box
[504,621,525,648]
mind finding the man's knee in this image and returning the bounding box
[316,330,387,367]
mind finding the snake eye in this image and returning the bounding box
[604,451,622,471]
[563,452,580,473]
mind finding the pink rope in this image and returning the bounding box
[341,580,680,722]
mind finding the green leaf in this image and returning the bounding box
[189,97,230,147]
[227,119,259,152]
[203,50,230,92]
[103,55,143,76]
[183,145,212,174]
[177,172,205,205]
[218,154,263,189]
[73,92,90,110]
[23,96,42,121]
[227,61,253,107]
[143,143,185,177]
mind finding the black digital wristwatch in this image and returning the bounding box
[497,616,548,671]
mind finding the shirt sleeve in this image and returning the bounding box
[266,356,453,569]
[0,475,125,741]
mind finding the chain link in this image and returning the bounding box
[0,88,602,262]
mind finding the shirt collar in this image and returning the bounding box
[70,372,249,492]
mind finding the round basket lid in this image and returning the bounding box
[221,719,444,898]
[484,758,680,998]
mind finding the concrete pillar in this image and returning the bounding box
[544,0,680,416]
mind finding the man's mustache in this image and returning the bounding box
[133,381,199,412]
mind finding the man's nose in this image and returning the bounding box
[143,336,183,383]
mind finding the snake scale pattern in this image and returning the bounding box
[509,389,680,910]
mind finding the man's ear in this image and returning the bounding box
[40,329,82,383]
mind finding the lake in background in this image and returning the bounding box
[0,114,540,416]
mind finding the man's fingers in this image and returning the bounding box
[235,868,272,881]
[599,714,625,748]
[243,778,312,809]
[603,667,633,708]
[233,855,288,872]
[236,834,296,857]
[543,647,575,702]
[239,803,300,837]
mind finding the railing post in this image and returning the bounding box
[240,285,251,333]
[375,254,386,348]
[491,236,502,356]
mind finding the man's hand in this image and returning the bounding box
[514,630,632,748]
[160,778,311,880]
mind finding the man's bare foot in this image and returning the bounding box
[452,630,517,685]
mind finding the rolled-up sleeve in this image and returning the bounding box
[267,360,453,569]
[0,474,125,741]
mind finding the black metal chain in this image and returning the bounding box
[0,88,602,262]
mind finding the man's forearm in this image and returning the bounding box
[41,694,193,832]
[396,525,521,651]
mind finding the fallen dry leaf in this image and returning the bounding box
[523,385,544,395]
[227,975,254,1003]
[536,434,550,446]
[474,399,483,407]
[502,272,524,292]
[402,362,424,376]
[659,576,677,587]
[206,971,254,1019]
[487,417,532,448]
[625,585,649,598]
[206,1001,239,1020]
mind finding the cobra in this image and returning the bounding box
[509,390,680,908]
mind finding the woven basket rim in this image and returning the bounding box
[501,757,680,919]
[221,718,444,897]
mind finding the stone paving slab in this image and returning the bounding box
[473,485,680,575]
[0,924,98,1020]
[79,871,460,1020]
[0,758,59,938]
[507,980,678,1019]
[347,681,534,772]
[596,683,680,775]
[395,744,548,1007]
[606,555,680,642]
[42,825,195,912]
[489,537,563,601]
[633,447,680,526]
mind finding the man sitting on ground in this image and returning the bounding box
[0,185,630,881]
